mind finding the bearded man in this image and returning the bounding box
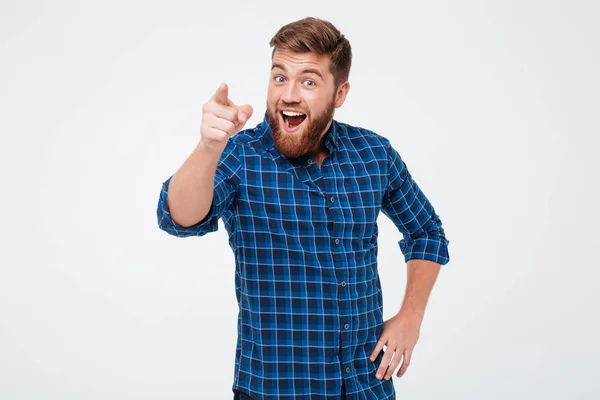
[157,17,450,400]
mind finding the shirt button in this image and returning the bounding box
[307,159,313,165]
[344,323,349,330]
[341,281,346,287]
[334,238,340,245]
[330,196,335,203]
[345,367,351,373]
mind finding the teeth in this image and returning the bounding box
[282,111,304,116]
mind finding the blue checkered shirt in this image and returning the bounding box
[157,112,450,399]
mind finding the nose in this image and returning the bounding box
[281,81,301,104]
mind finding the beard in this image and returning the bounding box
[266,96,335,158]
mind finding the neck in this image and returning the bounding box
[309,119,333,155]
[309,133,331,168]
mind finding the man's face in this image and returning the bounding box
[266,48,348,158]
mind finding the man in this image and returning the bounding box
[157,17,450,400]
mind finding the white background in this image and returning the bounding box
[1,0,599,398]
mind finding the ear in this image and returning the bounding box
[334,81,350,108]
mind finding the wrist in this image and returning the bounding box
[397,306,425,324]
[196,139,225,160]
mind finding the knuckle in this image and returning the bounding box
[218,131,229,141]
[202,111,214,125]
[227,108,238,122]
[213,103,231,119]
[225,120,236,133]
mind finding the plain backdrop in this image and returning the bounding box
[1,0,599,398]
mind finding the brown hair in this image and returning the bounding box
[269,17,352,90]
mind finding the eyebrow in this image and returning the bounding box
[271,63,324,80]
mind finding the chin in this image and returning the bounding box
[274,135,311,158]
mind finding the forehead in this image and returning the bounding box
[271,48,331,76]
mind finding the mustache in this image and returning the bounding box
[277,104,306,113]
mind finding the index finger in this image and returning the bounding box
[211,82,234,106]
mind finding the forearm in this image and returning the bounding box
[167,141,222,227]
[397,259,441,322]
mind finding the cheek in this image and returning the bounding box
[267,95,279,110]
[303,94,322,111]
[267,85,281,101]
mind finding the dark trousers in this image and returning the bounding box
[233,389,254,400]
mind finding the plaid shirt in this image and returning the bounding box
[157,112,450,399]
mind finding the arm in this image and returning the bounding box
[380,139,450,266]
[380,141,449,315]
[370,259,441,381]
[398,259,440,321]
[157,138,240,237]
[369,139,450,380]
[156,83,252,237]
[167,83,252,227]
[167,141,222,228]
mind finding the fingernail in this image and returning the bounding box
[376,374,382,379]
[239,113,247,121]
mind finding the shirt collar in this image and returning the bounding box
[256,111,340,153]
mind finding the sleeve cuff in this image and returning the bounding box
[399,236,451,265]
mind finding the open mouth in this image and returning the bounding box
[281,110,307,132]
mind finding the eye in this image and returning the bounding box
[274,76,285,83]
[304,80,315,87]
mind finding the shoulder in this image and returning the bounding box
[335,120,393,156]
[225,121,269,153]
[229,129,258,145]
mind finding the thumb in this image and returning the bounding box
[237,104,254,125]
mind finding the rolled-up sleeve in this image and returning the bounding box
[157,137,241,238]
[381,139,450,265]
